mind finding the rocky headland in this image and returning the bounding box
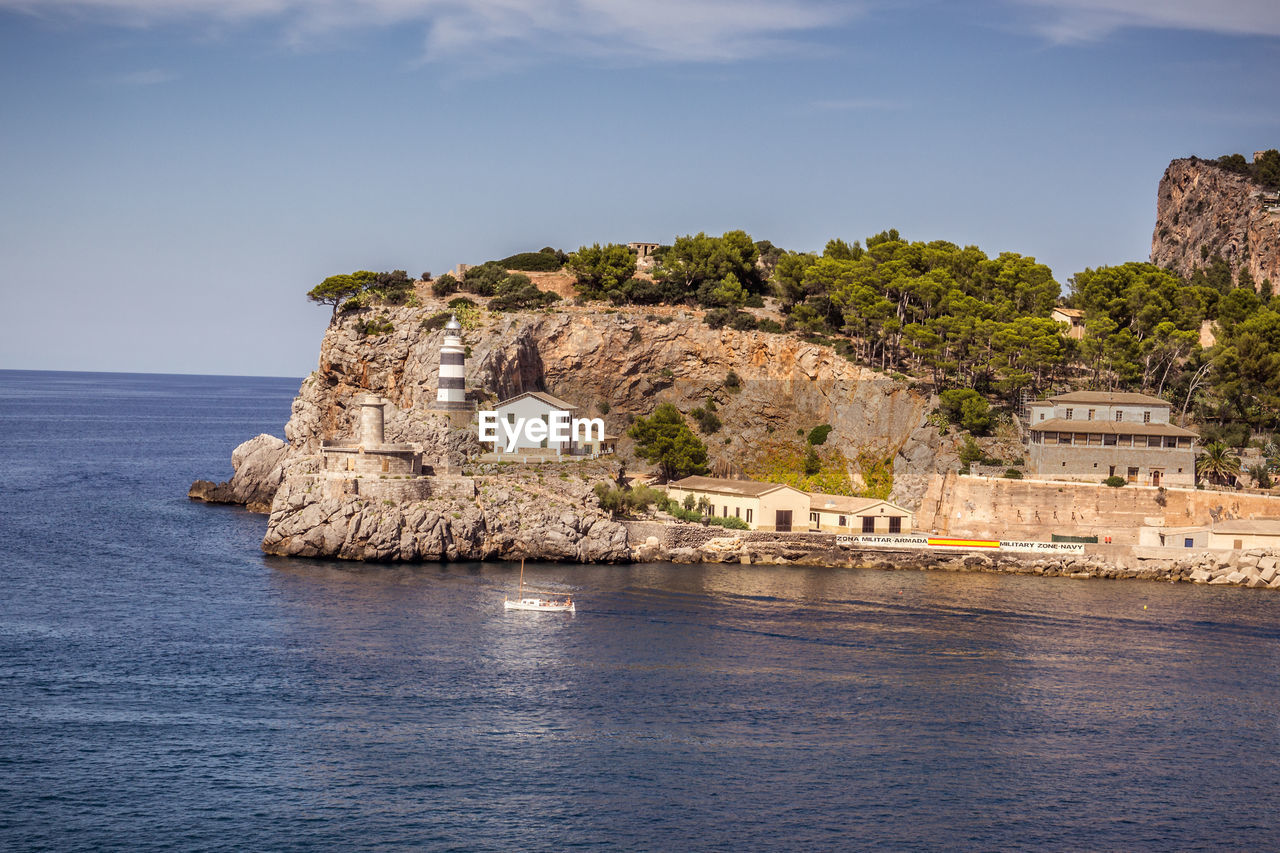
[1151,155,1280,287]
[191,296,955,564]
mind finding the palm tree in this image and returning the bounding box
[1197,441,1241,487]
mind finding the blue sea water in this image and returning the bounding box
[3,369,1280,851]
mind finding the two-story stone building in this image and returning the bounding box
[1026,391,1198,487]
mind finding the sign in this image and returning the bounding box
[999,540,1086,554]
[836,535,929,548]
[834,534,1086,554]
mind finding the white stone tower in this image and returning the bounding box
[357,393,385,447]
[436,316,466,406]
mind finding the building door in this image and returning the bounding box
[1109,465,1116,478]
[1127,467,1138,483]
[775,510,792,532]
[1151,469,1162,487]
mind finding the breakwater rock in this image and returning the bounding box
[622,521,1280,588]
[188,433,303,513]
[260,472,629,563]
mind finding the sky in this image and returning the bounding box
[1,0,1278,377]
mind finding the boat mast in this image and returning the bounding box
[517,558,525,600]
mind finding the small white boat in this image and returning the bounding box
[503,559,576,613]
[503,596,576,613]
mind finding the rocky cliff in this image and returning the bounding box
[191,295,954,563]
[1151,157,1280,288]
[277,301,948,505]
[260,468,630,562]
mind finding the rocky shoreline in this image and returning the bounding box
[189,433,1280,588]
[623,521,1280,588]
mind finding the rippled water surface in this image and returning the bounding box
[3,369,1280,851]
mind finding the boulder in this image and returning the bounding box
[188,433,291,513]
[1188,568,1212,583]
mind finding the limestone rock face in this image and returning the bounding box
[195,297,956,562]
[188,433,296,513]
[261,473,630,563]
[1151,157,1280,288]
[278,304,948,509]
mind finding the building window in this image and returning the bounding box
[1088,409,1096,421]
[1127,467,1138,482]
[1040,413,1045,420]
[1143,411,1151,423]
[889,517,902,534]
[862,516,875,533]
[723,506,729,517]
[746,509,753,524]
[1065,408,1074,420]
[735,507,740,518]
[1116,411,1123,421]
[1104,434,1117,446]
[838,515,847,528]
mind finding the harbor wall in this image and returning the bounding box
[916,471,1280,544]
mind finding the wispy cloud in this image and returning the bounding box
[2,0,862,63]
[1003,0,1280,43]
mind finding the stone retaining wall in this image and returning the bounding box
[917,471,1280,545]
[620,520,1280,589]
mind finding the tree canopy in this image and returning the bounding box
[626,403,708,482]
[566,244,637,300]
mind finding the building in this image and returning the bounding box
[1050,307,1086,340]
[628,241,662,271]
[435,316,468,409]
[483,390,615,459]
[320,394,424,476]
[1208,519,1280,551]
[1026,391,1198,487]
[808,493,915,534]
[665,476,810,532]
[1138,525,1210,549]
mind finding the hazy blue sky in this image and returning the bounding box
[2,0,1278,377]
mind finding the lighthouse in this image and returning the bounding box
[436,316,466,406]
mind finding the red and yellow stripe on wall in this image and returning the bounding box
[927,537,1000,549]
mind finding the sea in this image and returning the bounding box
[3,369,1280,851]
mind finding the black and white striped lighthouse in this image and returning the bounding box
[435,316,465,406]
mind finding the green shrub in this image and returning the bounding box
[498,251,564,271]
[691,406,722,434]
[1003,468,1023,479]
[488,274,560,311]
[756,318,784,333]
[431,274,459,297]
[959,435,984,467]
[807,424,833,446]
[420,311,452,332]
[707,515,750,530]
[725,370,742,392]
[448,296,477,309]
[461,261,506,295]
[1104,475,1127,487]
[939,389,993,436]
[356,314,395,336]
